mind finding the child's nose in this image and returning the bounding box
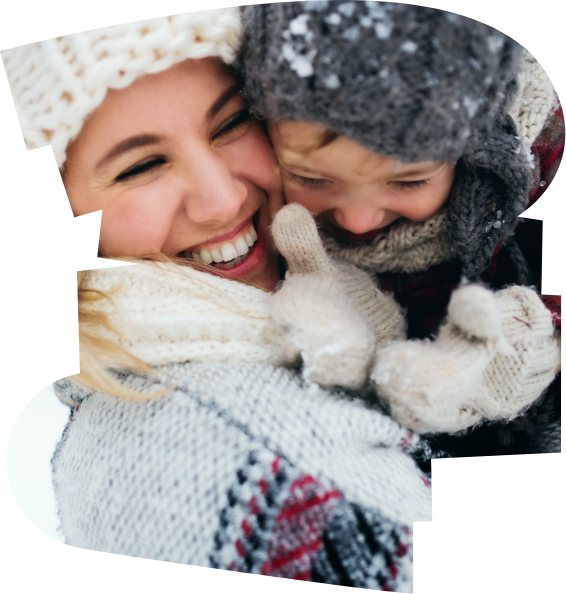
[334,204,387,235]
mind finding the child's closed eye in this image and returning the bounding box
[287,172,331,188]
[288,171,430,190]
[390,179,430,190]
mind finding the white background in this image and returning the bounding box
[7,386,68,543]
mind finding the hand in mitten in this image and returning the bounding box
[371,284,560,434]
[464,285,560,424]
[269,203,405,388]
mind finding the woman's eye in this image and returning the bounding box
[392,179,430,190]
[288,172,331,188]
[115,157,167,182]
[213,109,254,140]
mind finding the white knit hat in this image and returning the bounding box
[1,8,242,168]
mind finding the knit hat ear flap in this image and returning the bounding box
[446,112,533,280]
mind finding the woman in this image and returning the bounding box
[3,10,431,591]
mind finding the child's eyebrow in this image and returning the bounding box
[288,163,445,178]
[390,163,446,178]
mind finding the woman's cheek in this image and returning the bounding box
[98,192,172,257]
[223,126,281,193]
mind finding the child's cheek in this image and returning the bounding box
[405,186,451,222]
[281,178,299,205]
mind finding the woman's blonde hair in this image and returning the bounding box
[73,255,270,400]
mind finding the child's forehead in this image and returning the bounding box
[268,120,447,179]
[268,120,327,151]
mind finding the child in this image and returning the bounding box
[237,1,562,455]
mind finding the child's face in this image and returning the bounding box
[268,120,455,242]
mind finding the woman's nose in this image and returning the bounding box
[181,153,248,225]
[334,203,387,235]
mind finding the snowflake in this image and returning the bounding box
[342,25,360,41]
[325,12,342,25]
[324,74,341,89]
[462,96,481,118]
[337,2,356,17]
[289,14,310,35]
[375,21,393,39]
[487,35,504,53]
[401,40,418,53]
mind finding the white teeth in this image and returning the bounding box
[200,249,213,264]
[235,237,250,256]
[221,243,238,262]
[193,221,258,265]
[215,253,246,269]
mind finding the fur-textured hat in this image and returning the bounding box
[237,1,535,279]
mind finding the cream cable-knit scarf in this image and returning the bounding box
[84,262,289,368]
[322,50,556,275]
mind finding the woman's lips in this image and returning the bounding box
[214,211,266,278]
[325,223,391,242]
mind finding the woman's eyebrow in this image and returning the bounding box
[96,134,163,169]
[207,84,242,120]
[94,85,241,170]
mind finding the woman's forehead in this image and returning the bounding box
[73,58,236,144]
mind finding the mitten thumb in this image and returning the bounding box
[272,203,335,275]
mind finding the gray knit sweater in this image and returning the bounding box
[51,263,432,591]
[53,363,431,590]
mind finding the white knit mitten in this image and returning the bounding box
[371,284,560,434]
[269,204,405,388]
[464,285,560,425]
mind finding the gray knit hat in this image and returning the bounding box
[237,1,533,279]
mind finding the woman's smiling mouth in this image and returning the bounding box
[178,211,266,277]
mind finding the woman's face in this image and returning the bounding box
[64,58,283,291]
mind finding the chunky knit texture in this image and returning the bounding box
[1,9,242,168]
[371,284,560,434]
[321,209,453,275]
[266,203,560,437]
[238,1,520,163]
[80,262,290,368]
[52,365,431,588]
